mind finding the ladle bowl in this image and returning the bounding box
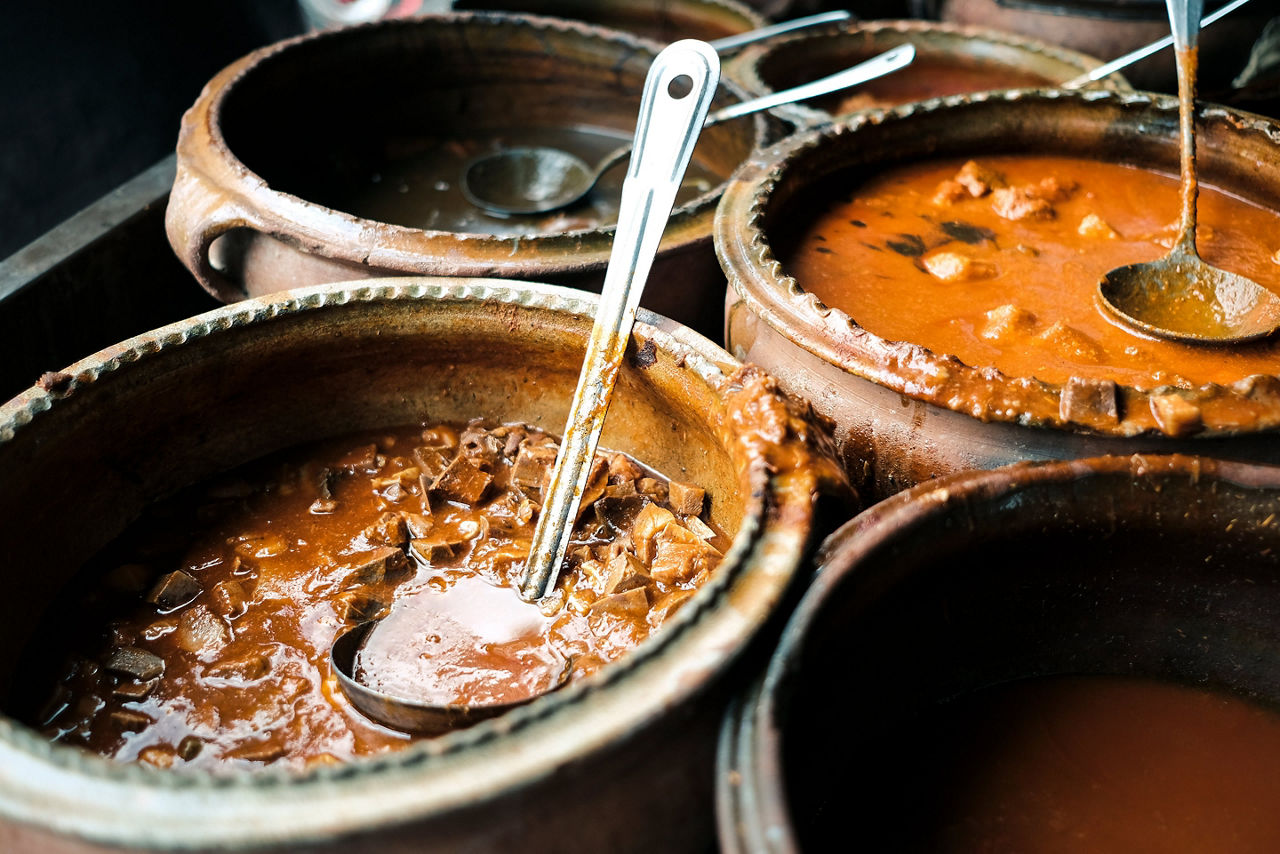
[1095,0,1280,344]
[462,44,916,216]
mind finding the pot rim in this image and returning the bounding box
[717,452,1280,853]
[0,278,825,849]
[725,17,1128,126]
[715,87,1280,440]
[175,12,764,280]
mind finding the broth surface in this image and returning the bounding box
[326,126,718,237]
[819,675,1280,853]
[785,154,1280,389]
[16,421,724,771]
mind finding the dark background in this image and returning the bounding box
[1,1,304,261]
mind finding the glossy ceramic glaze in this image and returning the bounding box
[726,19,1122,128]
[717,454,1280,852]
[165,14,771,337]
[718,90,1280,498]
[0,278,845,852]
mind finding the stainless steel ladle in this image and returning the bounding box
[1095,0,1280,345]
[330,39,720,733]
[461,43,915,216]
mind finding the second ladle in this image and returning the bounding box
[1096,0,1280,345]
[461,43,915,216]
[330,39,720,733]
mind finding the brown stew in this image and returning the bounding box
[830,675,1280,852]
[18,421,725,771]
[785,155,1280,391]
[826,57,1052,115]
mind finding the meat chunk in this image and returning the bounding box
[430,455,493,505]
[362,511,409,547]
[667,481,705,516]
[175,606,231,659]
[333,443,379,473]
[343,546,409,586]
[587,587,650,621]
[1150,392,1203,437]
[602,551,650,596]
[1078,212,1118,239]
[205,651,271,682]
[954,160,1005,198]
[991,187,1055,221]
[922,251,996,283]
[145,570,201,612]
[931,179,969,207]
[1060,377,1121,426]
[458,424,503,467]
[649,525,720,586]
[1037,322,1104,363]
[104,647,165,681]
[512,444,557,490]
[209,579,249,619]
[980,304,1037,343]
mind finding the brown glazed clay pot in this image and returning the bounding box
[725,18,1122,129]
[717,89,1280,499]
[0,279,846,852]
[165,14,769,337]
[717,454,1280,852]
[454,0,765,42]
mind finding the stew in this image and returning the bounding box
[19,421,724,771]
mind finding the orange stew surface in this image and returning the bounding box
[21,421,724,772]
[786,154,1280,389]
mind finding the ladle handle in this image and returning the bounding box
[706,10,852,54]
[588,44,916,183]
[707,43,916,123]
[1168,0,1204,256]
[521,41,719,602]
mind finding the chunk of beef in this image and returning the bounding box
[209,579,249,619]
[991,187,1055,221]
[430,455,493,505]
[343,546,409,586]
[362,511,409,547]
[512,444,557,490]
[104,647,165,681]
[1060,377,1120,426]
[954,160,1005,197]
[668,481,705,516]
[145,570,201,612]
[923,251,996,283]
[1150,392,1203,437]
[205,651,271,682]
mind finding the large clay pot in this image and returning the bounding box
[717,89,1280,499]
[454,0,765,42]
[717,454,1280,852]
[725,18,1122,128]
[0,278,846,852]
[165,14,770,338]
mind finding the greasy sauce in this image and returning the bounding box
[827,676,1280,853]
[326,126,718,237]
[825,57,1052,114]
[786,154,1280,389]
[18,421,724,771]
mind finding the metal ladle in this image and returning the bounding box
[330,39,720,733]
[461,43,916,216]
[1096,0,1280,345]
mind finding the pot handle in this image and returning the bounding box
[164,164,258,303]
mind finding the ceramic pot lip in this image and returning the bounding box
[714,87,1280,441]
[175,12,763,278]
[725,17,1127,127]
[0,278,824,850]
[717,452,1280,854]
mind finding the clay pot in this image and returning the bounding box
[165,14,769,337]
[453,0,765,43]
[725,18,1122,129]
[0,279,846,852]
[717,454,1280,852]
[717,90,1280,499]
[939,0,1272,93]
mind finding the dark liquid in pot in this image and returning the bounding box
[326,126,718,237]
[817,675,1280,852]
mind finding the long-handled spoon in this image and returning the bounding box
[462,43,915,216]
[1095,0,1280,344]
[329,39,720,732]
